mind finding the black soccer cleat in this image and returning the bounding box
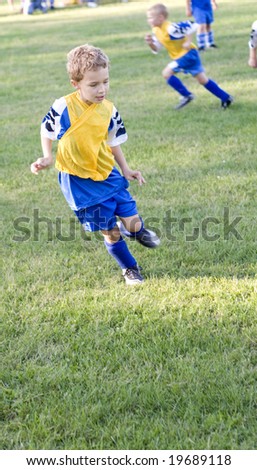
[136,227,160,248]
[221,95,234,109]
[122,265,144,285]
[117,221,160,249]
[174,94,195,110]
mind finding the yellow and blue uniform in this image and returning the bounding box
[152,20,203,76]
[41,91,137,232]
[153,20,197,60]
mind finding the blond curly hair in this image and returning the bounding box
[67,44,109,82]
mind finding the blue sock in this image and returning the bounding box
[104,237,137,270]
[197,33,206,49]
[167,75,191,97]
[204,79,229,101]
[208,31,214,46]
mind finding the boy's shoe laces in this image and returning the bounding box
[122,265,144,285]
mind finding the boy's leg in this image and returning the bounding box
[102,226,137,270]
[102,227,143,285]
[195,72,233,108]
[102,228,144,285]
[118,214,160,249]
[75,200,144,285]
[206,24,217,48]
[248,47,257,68]
[90,188,160,283]
[163,66,194,110]
[197,24,207,51]
[112,187,160,249]
[163,66,191,96]
[192,7,208,50]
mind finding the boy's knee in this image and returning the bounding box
[196,72,208,85]
[121,215,142,233]
[102,226,121,244]
[198,24,207,34]
[162,67,173,80]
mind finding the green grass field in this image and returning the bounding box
[1,0,257,450]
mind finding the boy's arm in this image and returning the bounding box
[31,99,63,175]
[145,34,161,53]
[111,145,145,186]
[31,136,54,174]
[185,0,192,17]
[248,47,257,68]
[183,33,194,50]
[212,0,218,10]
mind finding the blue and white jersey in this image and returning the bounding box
[41,96,127,148]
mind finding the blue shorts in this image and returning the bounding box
[74,187,138,232]
[192,6,214,25]
[169,49,204,76]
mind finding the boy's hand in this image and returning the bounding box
[31,156,53,175]
[145,34,158,53]
[248,57,257,68]
[145,34,156,49]
[212,0,218,11]
[145,34,153,44]
[183,40,191,50]
[123,169,146,186]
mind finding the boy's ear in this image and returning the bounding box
[71,79,78,89]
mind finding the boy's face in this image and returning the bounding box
[147,10,165,28]
[72,66,109,105]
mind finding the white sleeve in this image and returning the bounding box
[40,97,67,141]
[107,106,128,147]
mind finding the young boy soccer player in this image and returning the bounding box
[31,44,160,285]
[186,0,218,51]
[248,20,257,68]
[145,3,233,110]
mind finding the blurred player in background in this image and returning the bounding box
[145,3,233,110]
[186,0,218,51]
